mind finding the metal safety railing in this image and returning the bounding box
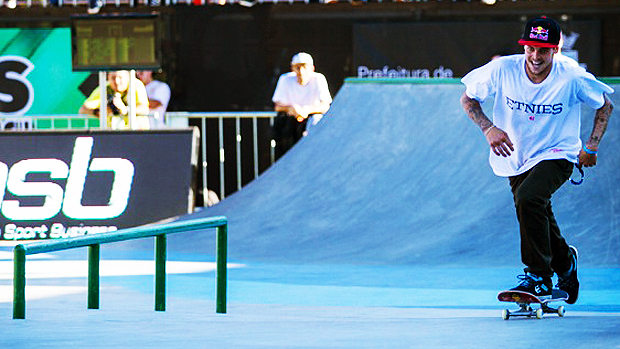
[1,111,278,205]
[166,112,277,202]
[12,215,228,319]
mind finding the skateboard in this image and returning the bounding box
[497,289,568,320]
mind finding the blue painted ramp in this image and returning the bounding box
[178,78,620,267]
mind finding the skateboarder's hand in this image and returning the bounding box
[485,126,514,157]
[578,149,597,168]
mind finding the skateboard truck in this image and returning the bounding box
[498,289,568,320]
[501,302,565,320]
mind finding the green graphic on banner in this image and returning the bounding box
[0,28,91,117]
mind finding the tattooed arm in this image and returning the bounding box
[579,94,614,167]
[460,92,493,132]
[460,91,514,157]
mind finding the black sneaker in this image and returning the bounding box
[510,273,553,299]
[556,245,579,304]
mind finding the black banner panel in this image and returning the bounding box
[353,20,601,78]
[0,129,198,241]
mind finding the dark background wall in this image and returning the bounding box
[164,2,620,112]
[167,5,354,112]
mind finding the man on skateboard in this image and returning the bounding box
[460,16,614,303]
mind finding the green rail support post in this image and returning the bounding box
[88,245,100,309]
[216,224,227,314]
[13,245,26,320]
[155,234,167,311]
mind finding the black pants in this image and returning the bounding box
[272,112,308,160]
[508,159,574,278]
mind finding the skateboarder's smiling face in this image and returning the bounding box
[523,45,558,83]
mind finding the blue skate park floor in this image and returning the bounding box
[1,78,620,348]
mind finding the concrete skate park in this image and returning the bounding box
[1,79,619,348]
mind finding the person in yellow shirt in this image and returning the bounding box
[79,70,150,129]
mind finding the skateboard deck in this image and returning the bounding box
[497,289,568,320]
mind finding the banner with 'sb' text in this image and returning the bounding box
[0,129,199,241]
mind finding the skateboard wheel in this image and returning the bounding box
[557,306,565,317]
[535,308,544,319]
[502,309,510,320]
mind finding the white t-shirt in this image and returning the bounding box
[461,54,614,177]
[272,72,332,111]
[145,80,171,124]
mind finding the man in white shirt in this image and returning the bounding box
[460,16,614,303]
[272,52,332,158]
[137,70,171,128]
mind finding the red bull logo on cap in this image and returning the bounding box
[529,26,549,41]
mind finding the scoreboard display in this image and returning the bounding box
[71,13,161,71]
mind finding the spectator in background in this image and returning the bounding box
[79,70,150,129]
[272,52,332,159]
[137,70,172,128]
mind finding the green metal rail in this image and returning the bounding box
[12,215,228,319]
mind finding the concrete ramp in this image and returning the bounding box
[179,78,620,267]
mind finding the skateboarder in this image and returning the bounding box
[460,16,614,303]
